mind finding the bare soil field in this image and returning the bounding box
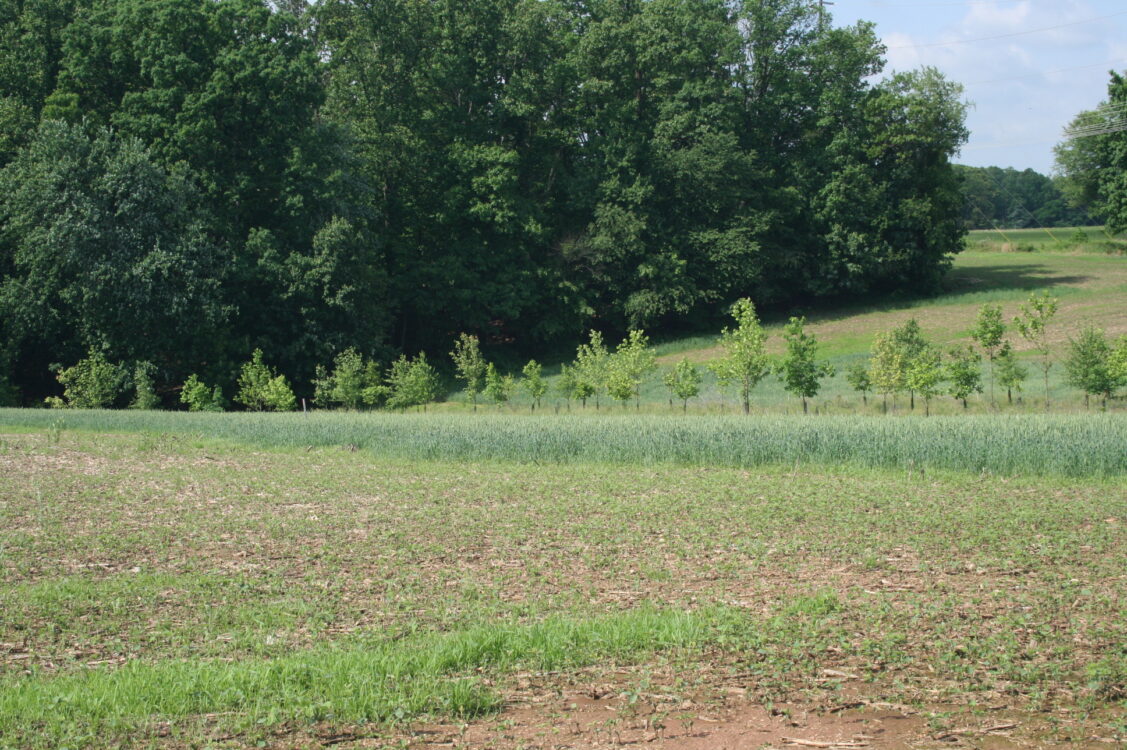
[1,428,1123,748]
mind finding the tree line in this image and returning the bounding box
[38,292,1127,413]
[955,165,1093,231]
[1,0,970,405]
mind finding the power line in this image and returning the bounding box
[962,58,1127,87]
[887,9,1127,49]
[869,0,1051,7]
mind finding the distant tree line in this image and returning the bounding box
[0,0,969,405]
[955,165,1093,231]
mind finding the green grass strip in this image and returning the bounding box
[0,607,748,748]
[3,409,1126,477]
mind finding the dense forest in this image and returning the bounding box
[955,165,1093,230]
[0,0,970,405]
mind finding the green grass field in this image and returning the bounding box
[965,225,1127,255]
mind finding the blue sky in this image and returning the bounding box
[829,0,1127,174]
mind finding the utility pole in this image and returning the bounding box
[815,0,834,30]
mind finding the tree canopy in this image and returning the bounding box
[1,0,970,404]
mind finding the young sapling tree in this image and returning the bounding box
[521,359,547,411]
[1065,326,1123,409]
[845,361,872,406]
[708,298,770,415]
[1013,291,1058,409]
[609,330,656,409]
[868,331,905,412]
[995,341,1027,405]
[451,333,487,412]
[386,352,441,411]
[945,344,982,409]
[235,349,296,411]
[663,358,702,412]
[971,303,1005,405]
[905,346,942,416]
[484,363,515,409]
[575,330,610,410]
[180,374,224,412]
[48,350,126,409]
[130,361,160,410]
[892,319,928,410]
[777,316,834,414]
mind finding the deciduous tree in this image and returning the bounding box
[709,299,769,415]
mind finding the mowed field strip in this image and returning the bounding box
[1,427,1124,748]
[659,249,1127,364]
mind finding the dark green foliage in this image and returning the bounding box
[0,122,224,385]
[956,165,1092,230]
[0,0,968,403]
[1055,71,1127,232]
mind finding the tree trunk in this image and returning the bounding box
[802,396,807,414]
[962,398,967,410]
[1007,387,1012,405]
[910,390,915,410]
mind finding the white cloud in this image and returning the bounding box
[843,0,1127,171]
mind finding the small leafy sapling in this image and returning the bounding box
[905,346,942,416]
[709,298,770,415]
[1110,335,1127,384]
[451,333,487,412]
[521,359,547,411]
[235,349,296,411]
[483,363,514,408]
[180,374,224,412]
[868,331,905,412]
[1013,291,1058,409]
[385,352,441,411]
[575,330,610,410]
[48,349,126,409]
[892,319,928,410]
[971,303,1005,405]
[555,363,578,410]
[996,341,1027,405]
[845,361,872,405]
[314,347,371,410]
[609,330,656,409]
[1065,326,1122,409]
[945,344,982,409]
[663,359,702,412]
[321,348,387,410]
[777,316,834,414]
[130,361,160,410]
